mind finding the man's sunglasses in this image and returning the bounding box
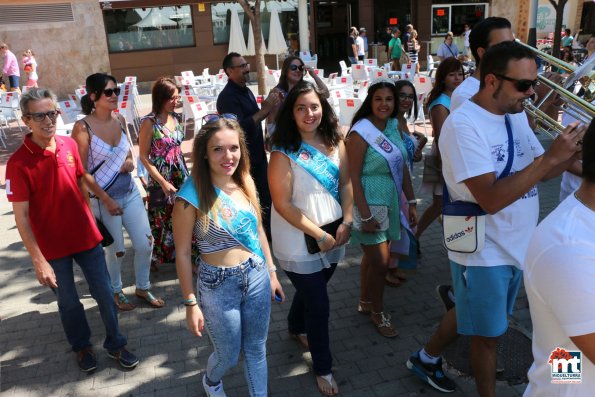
[201,113,239,125]
[103,87,121,97]
[494,74,539,92]
[289,64,304,72]
[25,110,61,122]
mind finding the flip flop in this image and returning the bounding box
[114,291,135,311]
[316,373,338,396]
[385,272,402,288]
[135,289,165,308]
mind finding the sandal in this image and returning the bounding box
[316,373,338,396]
[135,289,165,308]
[357,300,372,315]
[114,291,135,311]
[385,272,402,288]
[371,311,399,338]
[288,332,309,350]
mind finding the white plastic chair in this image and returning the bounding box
[0,91,24,131]
[351,64,368,81]
[364,58,378,67]
[414,76,433,98]
[339,60,351,76]
[58,100,81,125]
[408,92,428,134]
[338,97,363,127]
[266,70,281,89]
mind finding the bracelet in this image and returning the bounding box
[183,298,197,304]
[342,221,353,228]
[361,214,374,222]
[317,232,328,244]
[184,302,198,307]
[268,266,277,273]
[407,199,417,205]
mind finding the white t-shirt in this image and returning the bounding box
[439,100,544,268]
[450,76,479,111]
[523,195,595,396]
[356,36,365,56]
[463,30,471,47]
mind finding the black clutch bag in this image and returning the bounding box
[95,217,114,247]
[304,217,343,254]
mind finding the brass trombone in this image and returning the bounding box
[514,39,594,139]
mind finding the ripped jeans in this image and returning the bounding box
[92,185,153,293]
[198,256,271,396]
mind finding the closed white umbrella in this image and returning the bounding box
[267,9,287,69]
[228,8,247,55]
[246,20,267,56]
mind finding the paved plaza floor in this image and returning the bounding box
[0,116,562,396]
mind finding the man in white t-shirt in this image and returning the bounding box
[355,32,365,62]
[451,17,513,111]
[406,41,585,396]
[523,120,595,397]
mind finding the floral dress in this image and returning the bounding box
[144,112,194,268]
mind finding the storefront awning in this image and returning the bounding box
[99,1,200,10]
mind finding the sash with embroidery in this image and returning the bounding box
[350,118,412,232]
[177,179,264,261]
[272,142,341,204]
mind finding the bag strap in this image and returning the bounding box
[443,114,515,204]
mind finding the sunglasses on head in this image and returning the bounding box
[289,64,304,72]
[26,110,61,122]
[201,113,239,125]
[103,87,121,97]
[494,74,539,92]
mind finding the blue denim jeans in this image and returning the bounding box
[285,263,337,375]
[197,256,271,397]
[49,244,127,352]
[92,185,153,292]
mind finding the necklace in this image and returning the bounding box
[574,191,594,212]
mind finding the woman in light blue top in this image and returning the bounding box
[416,58,464,242]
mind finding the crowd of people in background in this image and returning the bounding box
[3,13,595,397]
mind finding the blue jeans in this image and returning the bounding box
[285,264,337,376]
[92,185,153,292]
[197,256,271,397]
[49,244,127,352]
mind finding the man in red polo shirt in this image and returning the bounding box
[5,88,139,372]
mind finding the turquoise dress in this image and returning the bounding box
[351,118,409,245]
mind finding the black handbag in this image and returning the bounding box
[304,217,343,254]
[147,185,168,209]
[95,217,114,247]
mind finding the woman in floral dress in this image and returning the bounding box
[139,77,193,270]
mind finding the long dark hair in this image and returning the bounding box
[271,80,340,152]
[151,76,179,114]
[80,73,117,115]
[426,57,464,112]
[395,80,418,119]
[277,56,304,93]
[350,80,398,127]
[191,118,261,231]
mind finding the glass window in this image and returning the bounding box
[432,6,450,35]
[431,3,487,36]
[103,6,195,53]
[211,2,298,46]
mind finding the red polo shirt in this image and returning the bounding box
[6,134,102,260]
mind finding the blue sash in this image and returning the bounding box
[350,118,412,233]
[177,179,264,261]
[272,142,341,204]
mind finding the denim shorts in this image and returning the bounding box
[449,260,522,337]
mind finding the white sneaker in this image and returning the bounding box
[203,374,226,397]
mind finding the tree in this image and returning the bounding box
[548,0,568,59]
[236,0,267,94]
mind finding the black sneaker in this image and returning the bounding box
[77,347,97,372]
[406,350,456,393]
[107,348,139,369]
[436,285,455,312]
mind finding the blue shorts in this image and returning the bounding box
[449,260,522,337]
[8,75,19,90]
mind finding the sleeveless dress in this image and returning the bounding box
[271,147,345,274]
[420,93,450,195]
[350,118,409,245]
[144,112,195,267]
